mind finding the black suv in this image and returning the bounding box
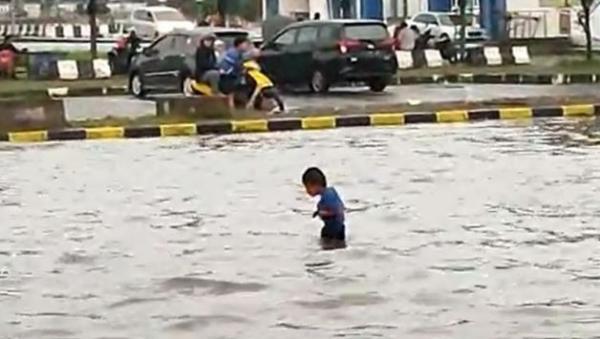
[260,20,398,93]
[129,27,249,98]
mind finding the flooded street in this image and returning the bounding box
[2,118,600,338]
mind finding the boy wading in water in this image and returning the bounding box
[302,167,346,249]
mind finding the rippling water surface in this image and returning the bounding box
[2,118,600,339]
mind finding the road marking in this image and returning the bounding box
[499,107,533,120]
[85,127,125,139]
[8,130,47,143]
[436,110,469,123]
[160,124,197,137]
[232,120,269,133]
[301,116,336,129]
[563,104,595,117]
[369,113,405,126]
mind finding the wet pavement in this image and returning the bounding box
[2,117,600,338]
[283,83,600,110]
[64,83,600,121]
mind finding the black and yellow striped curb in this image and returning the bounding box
[396,73,600,85]
[1,104,599,143]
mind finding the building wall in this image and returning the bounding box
[279,0,309,16]
[383,0,426,18]
[308,0,329,18]
[506,0,541,11]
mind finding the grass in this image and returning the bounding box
[0,77,127,97]
[399,55,600,77]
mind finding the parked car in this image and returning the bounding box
[128,6,195,39]
[407,12,487,43]
[128,27,249,98]
[259,19,398,93]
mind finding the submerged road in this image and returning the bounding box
[2,118,600,338]
[63,83,600,121]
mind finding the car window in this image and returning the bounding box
[146,11,155,22]
[318,25,339,41]
[273,29,297,46]
[175,35,195,54]
[151,36,175,54]
[134,10,149,21]
[413,14,428,23]
[438,14,456,26]
[425,15,438,25]
[154,10,186,22]
[343,24,389,41]
[414,14,436,25]
[297,26,318,44]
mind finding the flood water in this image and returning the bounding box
[2,118,600,339]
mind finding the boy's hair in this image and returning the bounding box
[302,167,327,187]
[234,37,248,48]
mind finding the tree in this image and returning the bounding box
[458,0,467,61]
[402,0,408,18]
[87,0,98,59]
[214,0,260,24]
[579,0,594,60]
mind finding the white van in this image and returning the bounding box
[128,6,195,38]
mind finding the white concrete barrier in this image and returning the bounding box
[57,60,79,80]
[484,46,502,66]
[512,46,531,65]
[424,49,443,68]
[396,51,414,70]
[93,59,112,79]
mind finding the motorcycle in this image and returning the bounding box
[190,60,285,113]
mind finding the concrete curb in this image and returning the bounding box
[0,86,129,99]
[47,86,129,98]
[397,73,600,85]
[1,103,599,143]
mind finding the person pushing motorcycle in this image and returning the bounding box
[218,37,251,108]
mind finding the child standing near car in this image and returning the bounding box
[218,37,250,108]
[302,167,346,249]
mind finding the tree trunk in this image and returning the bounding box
[217,0,226,27]
[402,0,408,19]
[459,0,467,62]
[584,6,593,60]
[88,0,98,59]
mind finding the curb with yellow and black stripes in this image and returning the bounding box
[2,104,599,143]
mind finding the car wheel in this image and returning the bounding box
[309,70,330,94]
[130,73,146,98]
[368,78,388,93]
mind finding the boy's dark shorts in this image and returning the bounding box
[219,76,238,94]
[321,226,345,241]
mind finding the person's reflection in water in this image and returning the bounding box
[302,167,347,250]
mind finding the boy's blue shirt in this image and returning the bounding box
[317,187,345,232]
[218,47,243,77]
